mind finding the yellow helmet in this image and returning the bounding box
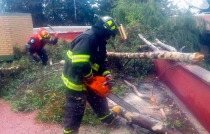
[37,28,50,39]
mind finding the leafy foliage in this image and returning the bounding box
[1,0,116,26]
[1,0,210,130]
[112,0,205,53]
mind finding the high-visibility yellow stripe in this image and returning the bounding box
[67,50,73,59]
[72,55,90,62]
[111,25,116,30]
[67,50,90,63]
[107,20,113,26]
[107,20,116,30]
[63,128,73,134]
[99,112,111,120]
[91,63,99,71]
[84,69,92,78]
[102,70,110,76]
[62,73,86,91]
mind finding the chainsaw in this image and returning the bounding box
[83,76,140,114]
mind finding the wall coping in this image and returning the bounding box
[0,12,31,16]
[180,63,210,83]
[33,26,91,34]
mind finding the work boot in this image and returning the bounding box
[63,129,78,134]
[111,106,120,115]
[108,106,120,125]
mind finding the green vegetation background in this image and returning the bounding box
[1,0,210,128]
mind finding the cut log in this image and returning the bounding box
[155,39,177,52]
[60,51,204,64]
[107,51,204,63]
[109,105,182,134]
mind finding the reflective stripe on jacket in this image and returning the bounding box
[62,28,111,91]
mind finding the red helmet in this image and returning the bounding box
[37,28,50,39]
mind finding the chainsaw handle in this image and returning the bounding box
[102,79,115,85]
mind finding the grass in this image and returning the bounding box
[1,38,206,133]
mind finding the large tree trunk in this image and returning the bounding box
[107,51,204,63]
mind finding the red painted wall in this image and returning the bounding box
[154,59,210,132]
[34,26,91,42]
[195,14,210,23]
[50,31,83,41]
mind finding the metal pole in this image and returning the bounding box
[74,0,76,20]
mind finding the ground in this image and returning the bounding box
[0,79,207,134]
[0,98,148,134]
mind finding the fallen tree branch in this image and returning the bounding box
[124,80,158,103]
[0,66,19,71]
[107,51,204,63]
[109,105,182,134]
[136,34,204,62]
[138,34,159,51]
[155,39,177,52]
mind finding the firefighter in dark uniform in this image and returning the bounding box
[62,15,122,134]
[25,28,58,66]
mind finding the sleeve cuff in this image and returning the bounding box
[84,69,93,78]
[102,70,111,76]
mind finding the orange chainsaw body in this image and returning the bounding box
[84,76,110,97]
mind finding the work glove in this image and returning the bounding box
[105,74,115,89]
[51,36,58,45]
[105,74,112,81]
[30,54,40,62]
[25,43,30,49]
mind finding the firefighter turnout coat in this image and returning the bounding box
[62,26,111,91]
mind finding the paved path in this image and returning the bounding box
[0,99,62,134]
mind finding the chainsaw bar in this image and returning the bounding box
[108,93,140,114]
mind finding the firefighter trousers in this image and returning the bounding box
[63,88,115,134]
[27,48,48,65]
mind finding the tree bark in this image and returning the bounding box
[124,80,158,103]
[107,51,204,63]
[0,66,19,71]
[136,34,204,62]
[109,105,182,134]
[138,34,159,51]
[155,38,177,52]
